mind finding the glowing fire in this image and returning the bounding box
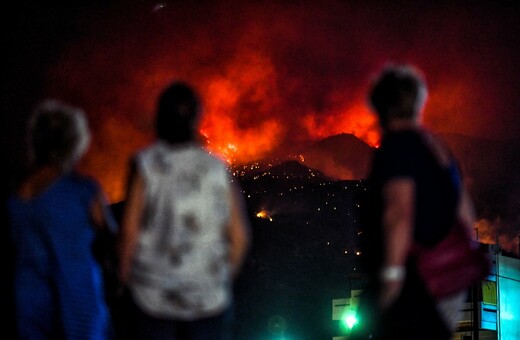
[302,103,380,148]
[256,210,273,222]
[50,1,492,203]
[186,46,283,165]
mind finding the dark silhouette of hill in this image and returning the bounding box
[232,158,329,178]
[235,131,520,253]
[238,159,330,183]
[265,159,331,180]
[233,159,332,200]
[296,133,373,180]
[236,131,519,234]
[235,133,373,181]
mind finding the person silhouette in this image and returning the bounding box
[8,99,116,339]
[118,81,250,340]
[352,65,476,339]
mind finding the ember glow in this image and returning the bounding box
[256,210,273,222]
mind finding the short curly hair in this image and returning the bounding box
[28,99,91,170]
[369,64,428,128]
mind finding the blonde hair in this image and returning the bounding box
[28,99,91,170]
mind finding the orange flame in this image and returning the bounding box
[302,103,380,148]
[256,210,273,221]
[51,2,492,203]
[197,49,284,164]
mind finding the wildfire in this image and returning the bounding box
[256,210,273,222]
[48,1,492,203]
[302,103,380,148]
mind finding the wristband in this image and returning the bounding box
[380,265,406,281]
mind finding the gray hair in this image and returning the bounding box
[369,64,428,128]
[28,99,91,170]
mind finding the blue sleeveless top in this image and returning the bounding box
[8,173,111,339]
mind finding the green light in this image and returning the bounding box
[345,315,358,329]
[341,310,358,330]
[268,315,287,335]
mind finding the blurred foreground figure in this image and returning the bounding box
[119,82,250,340]
[8,100,115,339]
[352,65,478,339]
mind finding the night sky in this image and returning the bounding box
[2,1,520,250]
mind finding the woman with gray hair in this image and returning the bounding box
[7,99,116,339]
[352,65,477,339]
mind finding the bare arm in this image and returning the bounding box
[227,182,251,278]
[379,178,415,309]
[118,162,146,285]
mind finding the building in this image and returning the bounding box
[453,245,520,340]
[331,244,520,340]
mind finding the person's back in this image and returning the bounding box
[351,65,476,340]
[118,82,250,340]
[130,141,234,319]
[9,173,111,339]
[7,99,114,339]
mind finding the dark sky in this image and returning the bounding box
[2,1,520,251]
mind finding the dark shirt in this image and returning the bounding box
[361,129,462,273]
[353,129,461,339]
